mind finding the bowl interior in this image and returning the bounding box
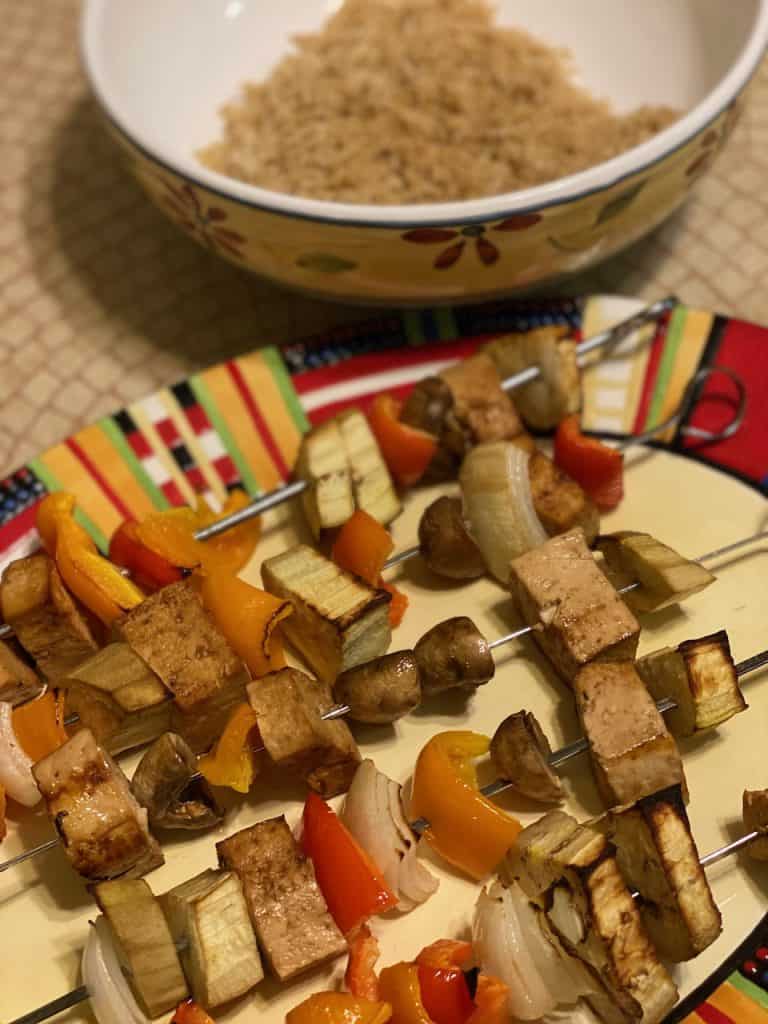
[85,0,761,205]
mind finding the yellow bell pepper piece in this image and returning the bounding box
[198,702,259,793]
[378,964,432,1024]
[287,993,392,1024]
[198,569,291,678]
[410,731,522,880]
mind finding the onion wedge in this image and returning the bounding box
[460,443,547,583]
[82,916,149,1024]
[0,701,40,807]
[342,759,438,912]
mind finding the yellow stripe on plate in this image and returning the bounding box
[235,351,303,469]
[156,389,226,503]
[655,308,714,443]
[709,981,768,1022]
[74,423,159,521]
[202,364,281,492]
[128,403,198,507]
[40,443,124,540]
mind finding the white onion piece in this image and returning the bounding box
[459,443,547,583]
[82,917,148,1024]
[473,882,555,1021]
[0,701,40,807]
[342,759,438,911]
[541,1002,602,1024]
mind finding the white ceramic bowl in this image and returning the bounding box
[82,0,768,304]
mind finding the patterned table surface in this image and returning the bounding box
[2,1,768,480]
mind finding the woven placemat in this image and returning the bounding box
[1,0,767,479]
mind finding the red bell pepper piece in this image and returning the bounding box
[553,414,624,512]
[368,394,438,488]
[170,1000,216,1024]
[109,520,183,592]
[380,580,409,628]
[302,792,397,935]
[416,941,474,1024]
[346,924,382,1002]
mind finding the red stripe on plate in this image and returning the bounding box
[695,1001,734,1024]
[227,361,289,479]
[66,438,132,521]
[0,502,40,551]
[632,319,668,433]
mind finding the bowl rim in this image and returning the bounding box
[81,0,768,229]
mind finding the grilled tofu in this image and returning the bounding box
[0,553,98,681]
[528,452,599,546]
[63,643,172,754]
[338,408,401,526]
[94,878,188,1017]
[248,668,360,796]
[743,789,768,859]
[32,728,163,881]
[484,325,581,431]
[596,531,715,613]
[596,784,721,962]
[261,544,391,683]
[506,810,678,1024]
[295,419,355,538]
[0,640,42,705]
[509,529,640,683]
[116,579,248,713]
[217,816,347,981]
[161,869,263,1008]
[637,630,746,737]
[574,661,687,808]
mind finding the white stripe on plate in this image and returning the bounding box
[592,361,633,382]
[139,395,167,423]
[595,388,629,410]
[590,415,625,432]
[300,358,459,414]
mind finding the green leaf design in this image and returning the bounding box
[595,180,647,224]
[296,252,357,273]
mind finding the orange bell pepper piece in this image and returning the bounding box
[332,510,395,586]
[287,993,392,1024]
[466,976,509,1024]
[368,395,438,488]
[378,964,433,1024]
[416,941,474,1024]
[198,569,291,678]
[196,489,262,574]
[410,732,522,880]
[302,792,398,935]
[553,414,624,512]
[0,783,6,843]
[332,511,408,628]
[197,702,259,793]
[12,690,68,763]
[346,924,382,1002]
[170,1000,216,1024]
[36,492,75,555]
[109,520,183,592]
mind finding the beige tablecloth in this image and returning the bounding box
[1,0,767,479]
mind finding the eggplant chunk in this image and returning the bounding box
[597,531,715,613]
[598,784,721,961]
[510,528,640,682]
[131,732,223,831]
[414,616,494,696]
[248,668,360,796]
[490,711,563,804]
[295,418,355,538]
[637,630,746,737]
[574,662,687,808]
[161,869,264,1008]
[743,789,768,860]
[418,496,485,580]
[94,878,188,1017]
[333,651,421,724]
[262,544,391,684]
[528,452,599,546]
[338,408,401,527]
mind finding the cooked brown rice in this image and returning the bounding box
[200,0,678,205]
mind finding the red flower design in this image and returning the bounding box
[157,179,246,259]
[402,213,542,270]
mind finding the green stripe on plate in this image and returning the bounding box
[403,310,425,345]
[435,307,458,340]
[189,374,261,495]
[645,304,687,429]
[261,346,309,435]
[98,417,169,510]
[729,970,768,1010]
[29,456,108,552]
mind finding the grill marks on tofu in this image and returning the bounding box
[574,662,687,808]
[116,580,245,712]
[217,816,347,982]
[248,668,360,797]
[0,553,98,681]
[261,544,391,684]
[509,528,639,682]
[32,728,163,881]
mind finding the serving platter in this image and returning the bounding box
[0,294,767,1024]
